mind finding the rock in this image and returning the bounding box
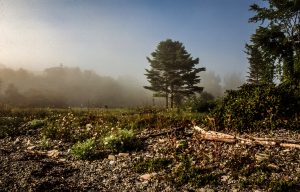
[206,189,214,192]
[109,160,116,165]
[47,149,60,158]
[267,163,279,170]
[26,139,32,146]
[196,188,214,192]
[140,173,157,180]
[13,138,20,145]
[221,175,230,182]
[27,145,36,150]
[108,155,116,161]
[255,153,269,162]
[86,124,93,131]
[118,153,129,157]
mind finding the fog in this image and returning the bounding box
[200,71,245,98]
[0,65,244,108]
[0,66,152,107]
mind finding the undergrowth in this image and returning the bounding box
[211,83,300,132]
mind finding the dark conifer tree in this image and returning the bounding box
[144,39,205,108]
[249,0,300,84]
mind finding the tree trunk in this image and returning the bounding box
[170,93,174,108]
[165,93,168,108]
[170,85,174,108]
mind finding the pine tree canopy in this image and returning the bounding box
[144,39,205,108]
[247,0,300,85]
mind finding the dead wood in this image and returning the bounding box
[193,126,300,149]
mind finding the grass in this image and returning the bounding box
[70,138,98,160]
[0,106,298,190]
[134,158,173,173]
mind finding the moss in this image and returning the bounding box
[29,119,46,129]
[170,154,220,188]
[134,158,172,173]
[269,180,300,192]
[70,138,98,160]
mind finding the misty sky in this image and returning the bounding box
[0,0,262,82]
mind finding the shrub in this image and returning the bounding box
[28,119,46,129]
[41,112,94,142]
[0,117,24,138]
[134,158,172,173]
[169,154,220,188]
[39,136,52,150]
[70,138,97,160]
[184,92,216,113]
[103,128,142,152]
[211,83,300,131]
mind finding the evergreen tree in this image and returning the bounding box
[245,43,275,84]
[144,39,205,108]
[249,0,300,84]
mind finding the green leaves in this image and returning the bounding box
[145,39,205,108]
[211,83,300,131]
[248,0,300,84]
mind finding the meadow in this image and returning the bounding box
[0,106,299,191]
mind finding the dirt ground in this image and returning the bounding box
[1,124,300,192]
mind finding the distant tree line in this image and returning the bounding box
[0,66,151,108]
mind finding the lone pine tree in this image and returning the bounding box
[144,39,205,108]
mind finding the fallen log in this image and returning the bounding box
[193,126,300,149]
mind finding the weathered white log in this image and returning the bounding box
[193,126,300,149]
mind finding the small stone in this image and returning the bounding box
[108,155,116,161]
[27,145,36,150]
[59,158,66,162]
[255,153,269,162]
[109,160,116,165]
[221,175,230,182]
[140,173,157,180]
[268,163,279,170]
[14,138,20,145]
[206,189,214,192]
[47,149,59,158]
[196,188,206,192]
[118,153,129,157]
[86,124,93,131]
[26,139,31,146]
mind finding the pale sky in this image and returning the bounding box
[0,0,261,82]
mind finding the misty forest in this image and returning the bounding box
[1,1,300,191]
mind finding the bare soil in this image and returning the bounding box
[1,124,300,191]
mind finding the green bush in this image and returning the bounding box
[0,117,24,138]
[70,138,97,160]
[41,112,94,142]
[28,119,46,129]
[184,92,216,113]
[39,136,52,150]
[103,128,142,152]
[211,83,300,131]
